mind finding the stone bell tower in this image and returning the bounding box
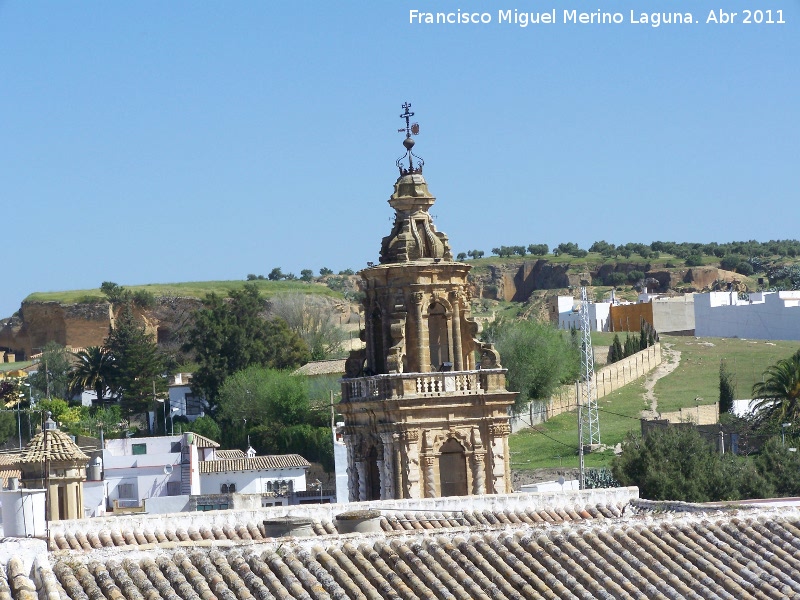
[339,103,516,502]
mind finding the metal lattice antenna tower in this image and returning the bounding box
[579,286,601,446]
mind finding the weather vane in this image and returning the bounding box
[398,102,420,138]
[396,102,424,175]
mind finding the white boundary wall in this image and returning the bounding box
[694,291,800,340]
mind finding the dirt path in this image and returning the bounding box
[641,342,681,417]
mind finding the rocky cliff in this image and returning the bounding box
[0,296,202,359]
[470,260,742,303]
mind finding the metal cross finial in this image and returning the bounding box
[398,102,416,137]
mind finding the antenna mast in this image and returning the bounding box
[579,286,601,450]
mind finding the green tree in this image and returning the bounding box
[319,267,333,276]
[36,398,71,424]
[268,294,345,361]
[612,427,761,502]
[456,252,467,261]
[0,411,16,446]
[70,346,116,402]
[268,267,284,280]
[217,366,333,470]
[28,341,73,400]
[300,269,315,282]
[751,349,800,427]
[486,319,580,413]
[719,359,736,414]
[183,284,310,412]
[105,305,167,421]
[187,415,222,442]
[753,437,800,496]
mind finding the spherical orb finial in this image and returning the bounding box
[403,137,415,150]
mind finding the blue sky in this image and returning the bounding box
[1,1,798,318]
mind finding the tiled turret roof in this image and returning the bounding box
[15,428,89,465]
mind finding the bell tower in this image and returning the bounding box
[339,104,516,501]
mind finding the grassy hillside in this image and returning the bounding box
[24,279,343,304]
[509,335,800,472]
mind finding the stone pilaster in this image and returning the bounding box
[379,432,396,499]
[451,289,463,371]
[413,292,430,372]
[488,422,511,494]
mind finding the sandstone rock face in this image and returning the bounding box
[0,297,203,359]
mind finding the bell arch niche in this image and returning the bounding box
[369,306,386,374]
[438,438,468,497]
[365,445,382,501]
[427,301,451,370]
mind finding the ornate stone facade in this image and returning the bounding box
[339,105,516,501]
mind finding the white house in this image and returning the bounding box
[89,432,220,515]
[198,453,310,507]
[168,373,208,421]
[552,295,611,331]
[694,291,800,340]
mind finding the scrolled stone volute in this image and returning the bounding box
[380,173,453,264]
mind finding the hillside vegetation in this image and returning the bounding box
[24,279,343,305]
[509,335,800,471]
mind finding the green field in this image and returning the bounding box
[509,335,800,472]
[24,279,342,304]
[0,361,33,373]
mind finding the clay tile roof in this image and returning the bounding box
[0,451,21,487]
[37,497,800,600]
[292,358,347,376]
[199,454,310,473]
[215,449,246,459]
[187,432,220,448]
[16,429,89,465]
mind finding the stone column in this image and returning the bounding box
[355,461,368,502]
[343,434,359,503]
[403,429,421,499]
[413,292,430,372]
[422,456,436,498]
[450,290,463,371]
[392,433,404,499]
[471,453,486,495]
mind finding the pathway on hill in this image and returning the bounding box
[641,342,681,418]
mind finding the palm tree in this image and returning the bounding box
[70,346,116,403]
[751,349,800,426]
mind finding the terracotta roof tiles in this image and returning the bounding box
[15,429,89,465]
[199,454,311,473]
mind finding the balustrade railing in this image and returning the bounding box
[342,369,505,402]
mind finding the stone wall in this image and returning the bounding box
[659,403,719,425]
[513,343,663,428]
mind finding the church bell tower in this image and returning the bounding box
[339,104,516,501]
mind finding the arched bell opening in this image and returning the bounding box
[370,307,386,374]
[365,445,382,500]
[428,302,450,371]
[439,438,468,497]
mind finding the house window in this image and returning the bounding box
[171,441,182,453]
[221,484,229,494]
[186,395,202,415]
[132,443,147,455]
[229,483,236,493]
[167,482,181,496]
[118,483,135,499]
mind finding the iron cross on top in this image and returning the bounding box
[398,102,419,138]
